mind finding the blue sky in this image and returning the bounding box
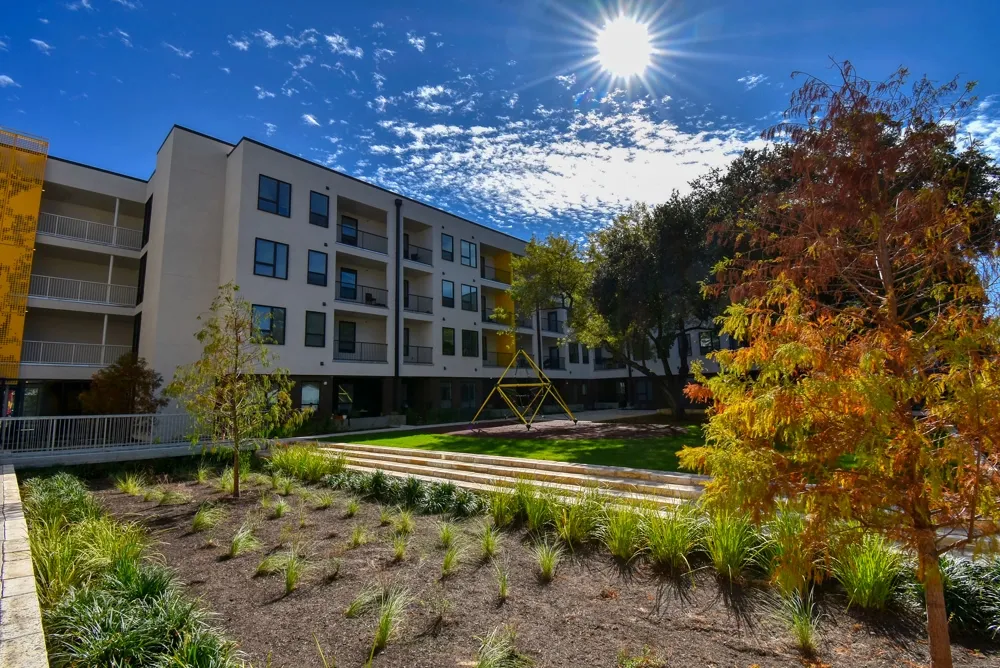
[2,0,1000,240]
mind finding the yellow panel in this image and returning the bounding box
[495,250,512,274]
[0,128,48,379]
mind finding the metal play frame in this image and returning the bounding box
[470,349,577,429]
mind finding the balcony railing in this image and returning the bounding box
[29,274,137,307]
[402,243,433,265]
[481,265,512,284]
[403,293,433,314]
[541,319,565,334]
[0,413,196,456]
[337,224,389,254]
[594,358,627,370]
[515,314,534,329]
[21,341,132,367]
[37,212,143,251]
[542,356,567,370]
[403,345,433,365]
[333,341,388,363]
[482,307,511,327]
[483,351,514,368]
[335,282,388,308]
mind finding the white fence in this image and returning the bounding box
[0,413,196,455]
[29,274,137,307]
[37,212,143,251]
[21,341,133,367]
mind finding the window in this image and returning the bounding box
[440,382,452,409]
[307,250,328,286]
[441,280,455,308]
[569,343,579,364]
[460,284,478,312]
[441,233,454,261]
[442,327,455,356]
[338,268,358,300]
[582,347,589,364]
[258,174,291,217]
[460,240,477,267]
[252,305,286,345]
[254,238,288,279]
[308,191,329,227]
[142,195,152,247]
[301,383,321,411]
[339,215,358,245]
[461,329,479,357]
[136,253,147,305]
[635,379,651,403]
[338,321,356,354]
[460,382,476,409]
[305,311,326,347]
[698,330,721,355]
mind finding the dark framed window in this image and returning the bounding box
[142,195,152,247]
[460,381,476,409]
[636,379,651,403]
[309,191,329,227]
[301,382,321,410]
[136,253,147,305]
[582,347,589,364]
[258,174,291,217]
[340,215,358,245]
[252,304,286,345]
[461,329,478,357]
[442,280,455,308]
[442,327,455,356]
[569,343,579,364]
[254,238,288,279]
[460,284,477,312]
[441,233,454,261]
[305,311,326,347]
[307,250,328,286]
[699,330,721,355]
[338,268,358,300]
[460,240,477,267]
[338,321,356,353]
[440,381,452,409]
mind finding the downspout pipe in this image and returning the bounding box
[393,199,403,414]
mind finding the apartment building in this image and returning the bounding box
[0,125,725,419]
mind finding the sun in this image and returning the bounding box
[595,15,652,79]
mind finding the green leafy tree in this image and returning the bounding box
[79,353,168,415]
[167,283,306,498]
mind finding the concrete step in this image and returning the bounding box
[322,447,703,501]
[319,441,708,488]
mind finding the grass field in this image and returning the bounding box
[323,423,705,473]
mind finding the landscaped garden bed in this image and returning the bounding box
[23,446,1000,667]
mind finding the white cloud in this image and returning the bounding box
[408,85,455,114]
[66,0,93,10]
[291,54,313,70]
[30,39,55,55]
[555,73,576,89]
[220,67,230,74]
[227,35,250,51]
[737,73,768,90]
[406,31,426,52]
[0,39,7,51]
[507,59,517,66]
[374,47,395,62]
[254,85,275,99]
[114,28,131,47]
[0,75,20,88]
[372,73,386,90]
[325,33,363,58]
[302,113,321,127]
[110,0,140,8]
[372,21,384,29]
[39,18,49,24]
[368,95,396,113]
[264,122,277,136]
[281,86,298,97]
[255,28,318,49]
[506,93,519,108]
[163,42,194,58]
[967,96,1000,159]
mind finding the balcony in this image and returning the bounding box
[482,307,512,328]
[333,341,388,363]
[483,351,514,368]
[403,345,433,365]
[403,293,433,315]
[402,243,433,266]
[337,224,388,255]
[37,212,143,251]
[594,358,627,370]
[541,319,565,334]
[29,275,137,308]
[21,341,132,367]
[335,282,388,308]
[481,265,512,284]
[542,356,567,371]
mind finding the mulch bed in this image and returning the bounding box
[93,474,999,668]
[448,418,689,440]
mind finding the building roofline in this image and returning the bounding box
[47,155,148,184]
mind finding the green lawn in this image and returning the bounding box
[321,424,705,473]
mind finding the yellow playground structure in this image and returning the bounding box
[471,349,577,429]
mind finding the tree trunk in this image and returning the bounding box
[232,437,241,499]
[918,531,952,668]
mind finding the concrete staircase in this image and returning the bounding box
[317,442,707,507]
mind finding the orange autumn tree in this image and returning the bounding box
[681,62,1000,668]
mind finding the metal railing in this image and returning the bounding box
[481,265,512,284]
[515,314,534,329]
[483,351,514,368]
[337,224,389,254]
[482,307,512,327]
[333,341,388,363]
[402,243,433,265]
[403,293,433,314]
[403,345,433,365]
[21,341,132,367]
[335,282,388,308]
[594,357,627,370]
[541,319,565,334]
[37,212,143,251]
[0,413,195,454]
[543,356,567,370]
[29,274,137,307]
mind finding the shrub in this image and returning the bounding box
[344,580,404,619]
[438,521,457,548]
[371,586,410,655]
[322,556,342,583]
[271,498,290,519]
[520,485,557,533]
[192,504,226,533]
[345,499,360,518]
[616,646,666,668]
[704,512,763,582]
[360,470,402,504]
[480,524,501,560]
[832,533,904,610]
[392,535,408,562]
[452,488,485,518]
[312,491,336,510]
[400,476,427,509]
[555,490,602,549]
[255,553,288,576]
[114,472,147,497]
[143,487,165,503]
[268,443,345,483]
[441,544,462,578]
[488,488,518,528]
[424,481,459,514]
[932,555,1000,637]
[195,465,213,484]
[379,506,393,526]
[475,624,534,668]
[494,560,510,602]
[779,588,819,655]
[600,506,645,564]
[643,505,702,575]
[228,521,261,558]
[394,509,415,536]
[764,509,817,595]
[534,540,563,583]
[349,525,370,548]
[23,473,101,524]
[284,551,307,594]
[158,488,192,506]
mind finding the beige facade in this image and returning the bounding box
[8,124,728,417]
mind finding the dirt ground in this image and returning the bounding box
[94,475,999,668]
[448,418,689,440]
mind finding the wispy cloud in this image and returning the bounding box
[372,21,384,29]
[110,0,140,8]
[163,42,194,58]
[406,31,426,52]
[38,18,49,24]
[227,35,250,51]
[30,38,55,55]
[302,113,321,127]
[66,0,93,11]
[737,73,768,90]
[372,73,386,90]
[0,75,19,88]
[0,39,7,51]
[408,84,454,114]
[264,122,277,136]
[555,73,576,89]
[254,28,318,49]
[114,28,131,47]
[506,93,519,108]
[374,47,395,62]
[368,95,396,113]
[325,33,363,58]
[220,66,230,74]
[254,85,275,99]
[966,96,1000,159]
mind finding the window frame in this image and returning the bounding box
[339,215,359,246]
[442,327,456,356]
[304,311,326,348]
[307,249,328,287]
[338,320,357,354]
[441,279,455,308]
[698,330,721,355]
[253,238,289,280]
[582,347,589,364]
[338,267,358,300]
[300,382,321,411]
[569,343,579,364]
[252,304,286,345]
[440,381,453,409]
[460,381,476,409]
[309,191,330,227]
[460,240,477,268]
[441,233,454,262]
[257,174,291,217]
[460,284,478,312]
[461,329,479,357]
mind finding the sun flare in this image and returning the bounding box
[595,15,652,79]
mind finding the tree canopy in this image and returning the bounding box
[79,353,168,415]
